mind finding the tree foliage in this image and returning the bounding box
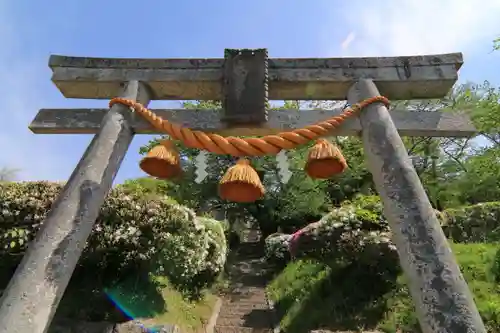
[136,80,500,237]
[0,181,227,299]
[0,167,19,182]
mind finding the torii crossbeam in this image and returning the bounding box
[0,49,486,333]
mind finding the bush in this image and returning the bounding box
[443,202,500,243]
[294,204,396,264]
[198,217,227,273]
[0,181,227,297]
[263,195,399,271]
[343,194,385,218]
[264,233,292,267]
[1,181,61,253]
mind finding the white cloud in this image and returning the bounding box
[337,0,500,56]
[341,32,356,50]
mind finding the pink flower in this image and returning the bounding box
[288,221,320,257]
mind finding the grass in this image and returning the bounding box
[267,243,500,333]
[141,277,217,332]
[52,273,218,333]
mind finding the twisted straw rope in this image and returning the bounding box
[109,96,389,157]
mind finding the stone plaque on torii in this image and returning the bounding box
[0,49,486,333]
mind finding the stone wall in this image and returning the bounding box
[48,319,180,333]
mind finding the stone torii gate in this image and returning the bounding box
[0,49,486,333]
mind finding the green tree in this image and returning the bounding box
[438,81,500,205]
[0,167,19,182]
[138,100,332,238]
[134,79,500,237]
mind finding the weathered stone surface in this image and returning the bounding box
[222,48,269,124]
[48,320,180,333]
[0,81,151,333]
[30,108,476,138]
[113,321,179,333]
[347,79,486,333]
[48,320,114,333]
[48,53,463,100]
[49,53,463,69]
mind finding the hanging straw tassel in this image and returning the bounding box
[305,139,347,179]
[139,139,182,179]
[219,158,265,203]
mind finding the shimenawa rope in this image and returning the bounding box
[108,96,389,157]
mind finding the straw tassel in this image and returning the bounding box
[305,139,347,179]
[139,139,182,179]
[219,158,265,203]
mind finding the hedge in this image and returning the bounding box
[0,181,227,296]
[265,196,398,269]
[264,233,292,267]
[443,202,500,243]
[265,195,500,270]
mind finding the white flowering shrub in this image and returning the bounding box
[263,196,399,268]
[197,217,227,275]
[442,202,500,243]
[1,181,60,255]
[0,181,227,296]
[264,233,291,267]
[290,209,396,265]
[151,204,210,289]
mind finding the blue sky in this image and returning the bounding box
[1,0,499,184]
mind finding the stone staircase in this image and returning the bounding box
[215,240,275,333]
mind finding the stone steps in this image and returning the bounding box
[214,240,274,333]
[214,326,274,333]
[218,305,268,316]
[222,293,268,301]
[218,302,272,315]
[216,316,271,328]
